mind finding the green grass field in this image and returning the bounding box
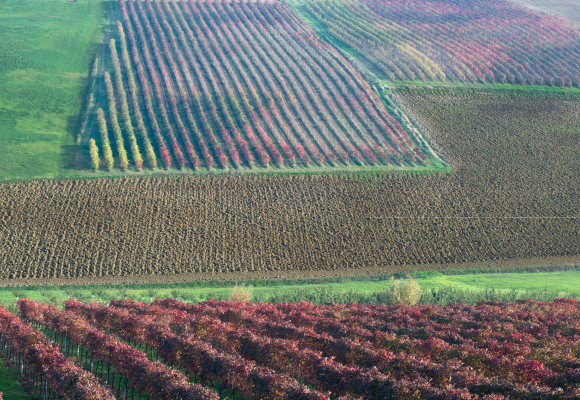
[0,358,35,400]
[419,270,580,292]
[2,267,580,304]
[0,0,109,181]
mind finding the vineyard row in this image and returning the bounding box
[90,0,428,171]
[303,0,580,87]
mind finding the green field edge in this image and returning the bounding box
[2,263,580,304]
[0,158,451,185]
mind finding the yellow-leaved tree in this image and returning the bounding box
[89,139,100,171]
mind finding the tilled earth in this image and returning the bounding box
[1,91,579,286]
[510,0,580,26]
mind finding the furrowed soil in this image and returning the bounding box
[510,0,580,26]
[1,91,579,286]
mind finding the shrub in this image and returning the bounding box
[229,283,254,303]
[70,290,84,301]
[385,275,423,305]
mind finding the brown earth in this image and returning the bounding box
[510,0,580,25]
[1,91,580,287]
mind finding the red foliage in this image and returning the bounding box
[66,300,332,400]
[360,0,580,88]
[115,0,424,170]
[0,305,114,399]
[18,300,218,400]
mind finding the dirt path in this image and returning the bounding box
[509,0,580,25]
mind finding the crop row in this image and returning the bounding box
[304,0,580,86]
[68,299,486,399]
[154,297,580,389]
[15,296,580,398]
[90,0,426,171]
[64,300,342,400]
[18,299,219,399]
[0,305,115,399]
[129,297,580,398]
[1,93,579,281]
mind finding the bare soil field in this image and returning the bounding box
[1,91,580,286]
[510,0,580,25]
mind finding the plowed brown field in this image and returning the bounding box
[510,0,580,26]
[1,91,580,286]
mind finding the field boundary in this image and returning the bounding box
[0,255,578,288]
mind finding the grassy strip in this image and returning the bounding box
[266,283,579,306]
[3,282,576,309]
[0,159,451,185]
[390,84,580,98]
[1,264,579,304]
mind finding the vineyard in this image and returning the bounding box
[0,297,579,398]
[1,91,579,284]
[300,0,580,86]
[4,0,580,395]
[87,0,431,172]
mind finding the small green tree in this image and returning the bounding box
[104,72,128,169]
[89,139,100,171]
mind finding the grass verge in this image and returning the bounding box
[1,264,579,305]
[0,0,109,181]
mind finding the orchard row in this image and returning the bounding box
[303,0,580,86]
[90,0,427,171]
[5,297,580,398]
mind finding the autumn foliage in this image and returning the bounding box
[89,138,100,171]
[306,0,580,86]
[41,297,580,398]
[0,306,115,399]
[18,300,219,400]
[91,0,427,171]
[96,108,114,171]
[8,287,580,398]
